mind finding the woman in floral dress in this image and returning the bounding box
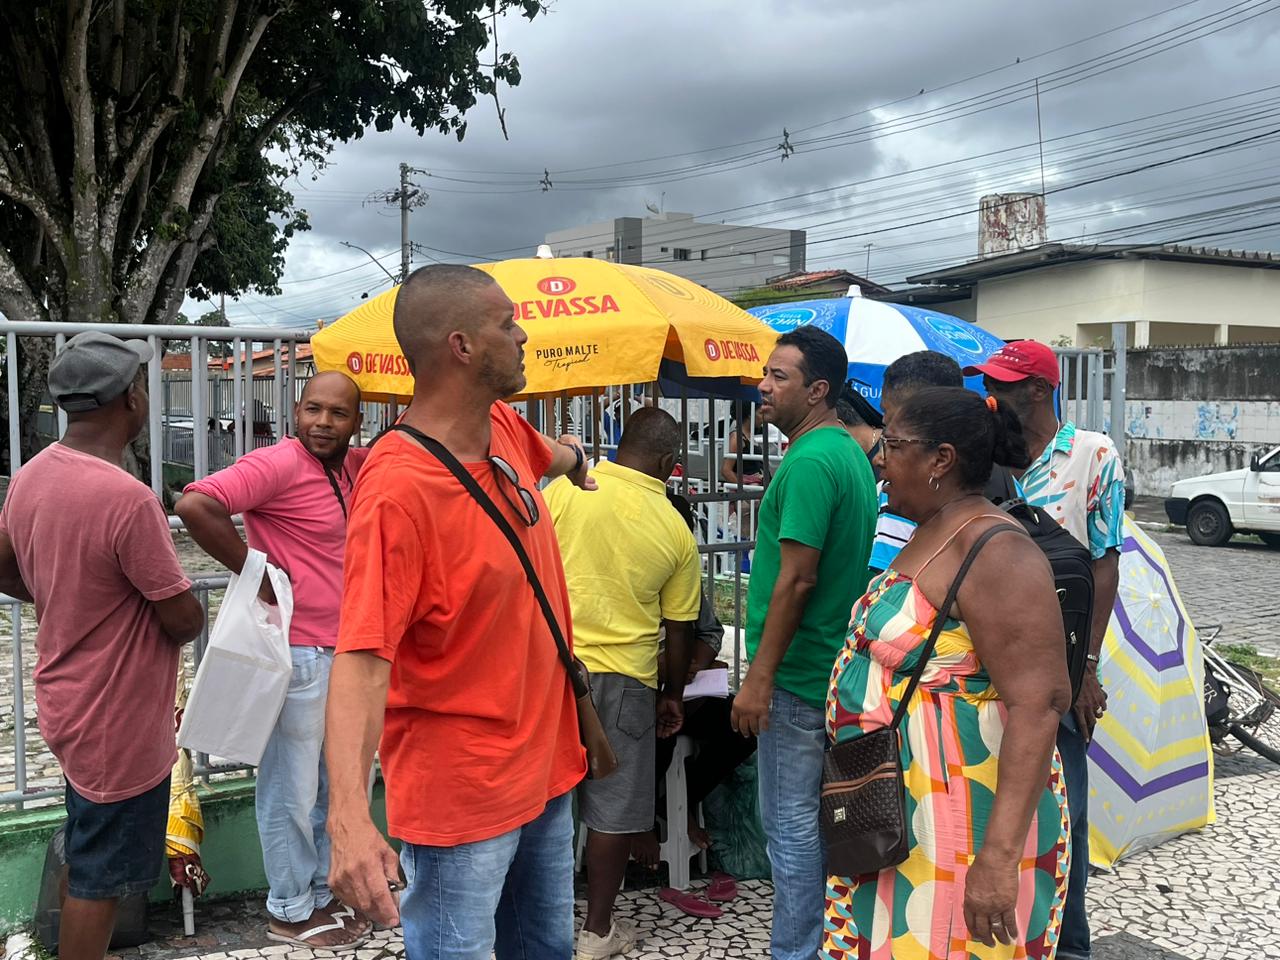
[824,387,1073,960]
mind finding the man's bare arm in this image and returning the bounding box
[325,651,401,927]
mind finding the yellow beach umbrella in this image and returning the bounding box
[310,258,778,400]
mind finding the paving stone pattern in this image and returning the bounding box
[4,530,1280,959]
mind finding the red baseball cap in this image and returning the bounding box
[963,340,1060,388]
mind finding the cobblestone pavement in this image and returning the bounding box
[1138,527,1280,660]
[5,526,1280,959]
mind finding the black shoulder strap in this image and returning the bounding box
[389,423,588,700]
[890,522,1021,730]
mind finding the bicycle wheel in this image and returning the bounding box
[1228,724,1280,765]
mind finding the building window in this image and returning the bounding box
[773,254,789,266]
[583,250,594,258]
[673,248,691,261]
[700,250,708,261]
[660,246,669,252]
[739,253,756,265]
[606,246,615,261]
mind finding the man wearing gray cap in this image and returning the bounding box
[0,331,204,960]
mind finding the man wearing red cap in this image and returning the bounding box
[965,339,1125,960]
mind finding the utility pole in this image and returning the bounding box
[399,163,412,281]
[366,163,428,281]
[864,243,873,279]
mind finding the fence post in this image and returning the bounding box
[273,340,284,442]
[53,333,68,438]
[6,332,20,473]
[1110,323,1128,463]
[148,335,163,495]
[192,336,208,480]
[10,603,25,810]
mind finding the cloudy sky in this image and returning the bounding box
[216,0,1280,328]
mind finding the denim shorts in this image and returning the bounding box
[577,672,655,834]
[64,776,170,899]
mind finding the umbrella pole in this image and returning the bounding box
[680,387,689,497]
[182,887,195,936]
[591,391,602,464]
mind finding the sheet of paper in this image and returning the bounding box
[683,666,730,700]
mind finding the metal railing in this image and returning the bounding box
[1,323,763,810]
[3,319,311,493]
[0,576,255,810]
[1051,323,1128,462]
[2,321,312,811]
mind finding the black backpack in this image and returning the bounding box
[987,466,1096,707]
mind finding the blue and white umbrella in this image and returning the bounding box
[749,295,1005,410]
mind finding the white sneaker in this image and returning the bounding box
[575,919,640,959]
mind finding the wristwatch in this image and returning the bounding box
[559,439,584,473]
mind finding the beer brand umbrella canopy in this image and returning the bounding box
[1088,517,1216,867]
[750,294,1005,409]
[310,258,779,401]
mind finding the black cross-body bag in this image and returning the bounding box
[389,424,619,781]
[821,523,1016,876]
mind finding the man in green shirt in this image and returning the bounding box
[731,325,877,960]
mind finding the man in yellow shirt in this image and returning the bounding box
[545,408,701,960]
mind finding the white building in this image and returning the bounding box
[887,242,1280,349]
[544,212,805,296]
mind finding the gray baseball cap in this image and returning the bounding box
[47,331,154,412]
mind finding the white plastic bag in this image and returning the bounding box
[178,549,294,766]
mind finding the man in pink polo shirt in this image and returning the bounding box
[177,371,369,951]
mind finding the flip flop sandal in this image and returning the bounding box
[266,919,367,952]
[706,872,739,903]
[658,887,723,919]
[327,902,376,935]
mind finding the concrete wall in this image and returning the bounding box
[545,213,804,295]
[975,259,1145,343]
[1122,345,1280,496]
[0,780,391,936]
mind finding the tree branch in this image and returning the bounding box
[62,0,108,317]
[100,0,127,170]
[122,9,278,322]
[209,0,241,95]
[0,137,69,252]
[0,240,49,324]
[105,28,189,241]
[248,80,322,157]
[142,193,221,326]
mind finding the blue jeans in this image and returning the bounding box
[399,791,574,960]
[256,646,333,923]
[758,687,826,960]
[1057,712,1091,960]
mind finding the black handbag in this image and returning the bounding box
[821,523,1016,877]
[389,423,619,781]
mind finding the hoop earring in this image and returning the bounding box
[929,475,940,492]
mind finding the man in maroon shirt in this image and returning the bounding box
[0,332,203,960]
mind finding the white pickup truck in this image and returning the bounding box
[1165,444,1280,547]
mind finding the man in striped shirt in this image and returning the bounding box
[967,340,1125,960]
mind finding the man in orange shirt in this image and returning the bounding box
[325,264,593,960]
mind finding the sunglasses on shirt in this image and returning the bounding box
[491,455,540,527]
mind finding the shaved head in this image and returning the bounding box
[617,408,681,460]
[301,370,361,407]
[392,264,501,373]
[616,407,682,481]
